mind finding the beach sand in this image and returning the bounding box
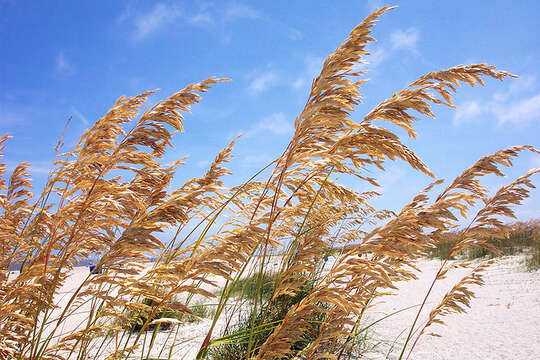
[364,256,539,359]
[16,255,538,359]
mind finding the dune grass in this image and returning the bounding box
[208,275,321,360]
[427,220,540,269]
[215,271,279,302]
[525,243,540,271]
[127,298,212,333]
[1,5,539,360]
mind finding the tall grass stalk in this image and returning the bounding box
[0,5,539,360]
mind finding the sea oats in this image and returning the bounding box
[0,6,537,360]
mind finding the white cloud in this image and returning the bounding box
[247,71,277,95]
[366,0,384,12]
[56,52,74,74]
[453,101,484,125]
[188,12,214,26]
[5,160,54,176]
[119,3,263,44]
[305,56,324,77]
[220,33,232,45]
[196,159,211,168]
[453,75,540,127]
[390,28,419,53]
[292,77,306,90]
[360,28,419,72]
[353,29,417,74]
[495,94,540,125]
[0,102,41,126]
[377,165,407,193]
[134,3,182,40]
[288,28,302,41]
[225,3,261,21]
[71,106,89,127]
[116,3,134,24]
[240,153,275,167]
[531,155,540,168]
[509,75,536,94]
[291,55,324,91]
[244,113,294,138]
[0,108,21,126]
[363,46,388,69]
[494,75,536,102]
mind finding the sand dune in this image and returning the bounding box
[16,255,538,359]
[366,256,539,359]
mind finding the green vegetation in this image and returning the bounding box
[127,298,212,332]
[427,220,540,270]
[208,276,328,360]
[216,271,279,302]
[525,243,540,271]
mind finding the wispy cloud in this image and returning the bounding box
[509,74,536,94]
[0,107,22,126]
[531,155,540,168]
[362,47,388,69]
[390,28,419,53]
[196,159,211,168]
[119,3,266,44]
[292,77,306,90]
[116,3,134,24]
[71,106,89,127]
[377,165,407,193]
[188,12,214,26]
[353,28,419,73]
[225,3,261,21]
[291,30,416,90]
[247,71,277,95]
[493,75,536,102]
[133,3,182,41]
[55,52,74,74]
[291,55,324,91]
[495,94,540,125]
[366,0,384,12]
[453,75,540,126]
[5,160,54,176]
[239,153,275,167]
[244,113,293,138]
[0,102,41,126]
[287,28,302,41]
[453,101,484,126]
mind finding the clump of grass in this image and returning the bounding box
[208,278,325,360]
[216,271,279,302]
[428,220,540,267]
[427,232,460,260]
[127,298,211,332]
[186,302,216,323]
[521,221,540,270]
[0,5,539,360]
[127,298,177,333]
[525,245,540,271]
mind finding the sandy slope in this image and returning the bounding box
[13,255,538,359]
[365,256,540,360]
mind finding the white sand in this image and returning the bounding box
[17,255,538,359]
[365,256,540,360]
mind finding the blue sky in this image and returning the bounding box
[1,0,539,223]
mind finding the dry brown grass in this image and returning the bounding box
[0,5,538,360]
